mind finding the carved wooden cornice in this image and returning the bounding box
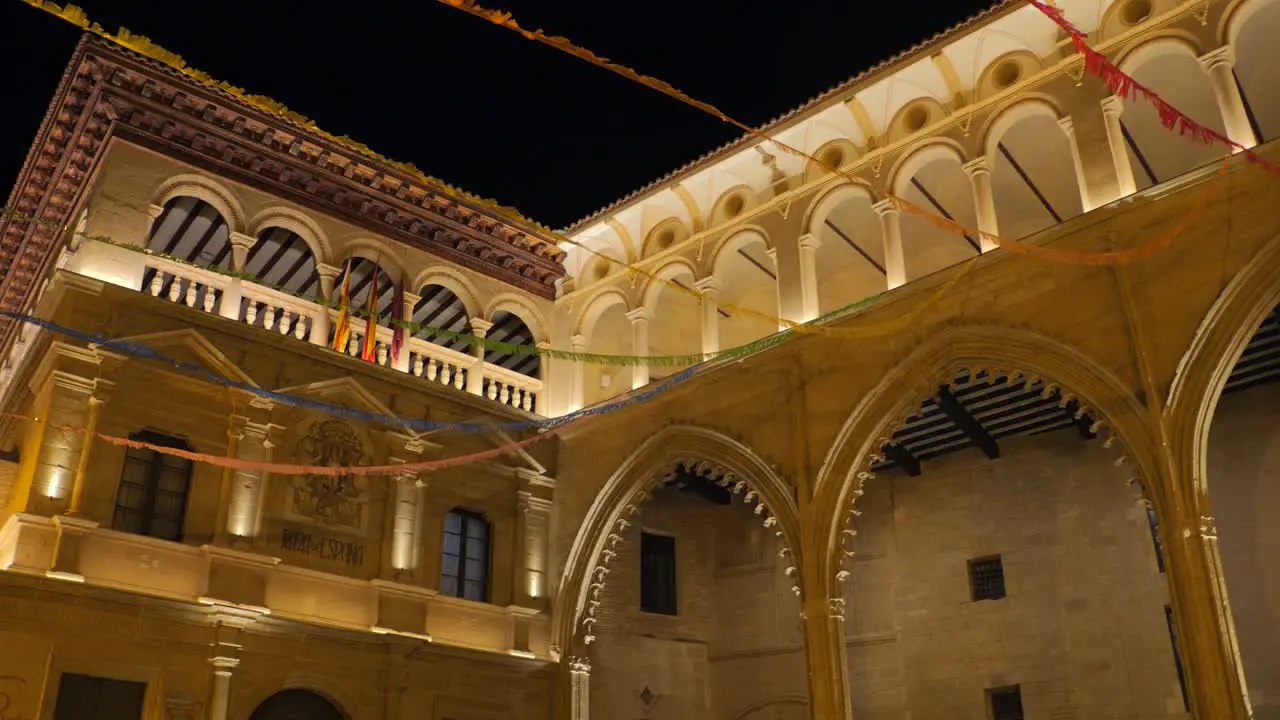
[0,35,566,357]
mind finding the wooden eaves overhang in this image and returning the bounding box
[0,35,567,358]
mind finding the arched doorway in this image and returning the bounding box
[248,689,346,720]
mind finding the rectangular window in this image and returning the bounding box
[53,673,146,720]
[441,509,489,602]
[969,555,1006,601]
[987,685,1024,720]
[1166,605,1190,711]
[1147,505,1166,573]
[640,531,677,615]
[112,431,193,541]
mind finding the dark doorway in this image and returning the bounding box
[52,673,145,720]
[249,689,346,720]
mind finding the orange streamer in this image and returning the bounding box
[5,412,569,476]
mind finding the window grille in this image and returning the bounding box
[969,555,1006,601]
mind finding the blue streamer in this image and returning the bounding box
[3,312,698,434]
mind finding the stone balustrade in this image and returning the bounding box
[0,513,548,658]
[65,239,544,414]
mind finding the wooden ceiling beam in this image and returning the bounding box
[936,386,999,459]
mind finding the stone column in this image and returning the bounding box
[207,613,252,720]
[390,471,426,575]
[625,307,653,389]
[1200,47,1257,152]
[15,344,119,516]
[227,232,257,273]
[694,277,721,357]
[1101,96,1138,198]
[569,657,591,720]
[797,233,822,322]
[467,317,494,396]
[311,263,342,346]
[568,334,588,412]
[392,291,420,374]
[1056,116,1095,212]
[799,592,852,720]
[224,417,279,542]
[769,233,807,331]
[962,156,999,253]
[872,199,907,289]
[514,469,554,606]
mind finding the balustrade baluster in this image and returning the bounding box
[522,390,533,412]
[413,355,424,377]
[184,281,198,307]
[349,333,360,357]
[454,367,466,390]
[278,310,291,335]
[294,316,307,340]
[149,272,163,297]
[265,306,278,331]
[246,302,259,326]
[500,384,511,405]
[377,343,388,366]
[440,363,452,386]
[487,380,498,401]
[168,276,182,302]
[427,358,439,381]
[203,288,216,313]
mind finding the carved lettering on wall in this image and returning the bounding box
[281,528,366,567]
[289,420,369,530]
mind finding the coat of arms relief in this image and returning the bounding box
[288,419,371,532]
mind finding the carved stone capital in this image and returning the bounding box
[569,656,592,674]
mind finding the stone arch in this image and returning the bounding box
[887,139,968,198]
[152,174,246,234]
[484,292,549,344]
[730,695,809,720]
[1114,33,1207,73]
[575,287,632,339]
[247,206,332,264]
[336,238,408,285]
[550,425,802,657]
[709,225,772,278]
[1167,232,1280,506]
[641,257,699,312]
[812,325,1157,595]
[245,687,350,720]
[1222,0,1280,45]
[411,266,482,319]
[802,182,877,238]
[978,96,1065,160]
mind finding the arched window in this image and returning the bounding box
[111,430,193,542]
[441,508,490,602]
[484,310,540,378]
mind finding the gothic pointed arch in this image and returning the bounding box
[550,425,801,658]
[812,325,1156,594]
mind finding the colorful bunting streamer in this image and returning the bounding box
[2,311,701,435]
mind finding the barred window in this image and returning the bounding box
[111,431,193,542]
[969,555,1006,601]
[441,508,489,602]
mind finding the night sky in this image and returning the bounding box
[0,0,998,229]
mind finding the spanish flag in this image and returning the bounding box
[360,263,379,362]
[331,259,352,353]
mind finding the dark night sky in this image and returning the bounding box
[0,0,997,229]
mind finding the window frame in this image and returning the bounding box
[640,530,678,616]
[968,554,1007,602]
[111,430,194,542]
[441,507,491,602]
[986,684,1024,720]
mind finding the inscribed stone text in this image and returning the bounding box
[281,528,365,566]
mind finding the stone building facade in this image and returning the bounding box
[2,0,1280,719]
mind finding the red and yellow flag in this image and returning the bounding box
[360,262,379,362]
[331,259,352,352]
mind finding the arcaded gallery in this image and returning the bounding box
[1,0,1280,718]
